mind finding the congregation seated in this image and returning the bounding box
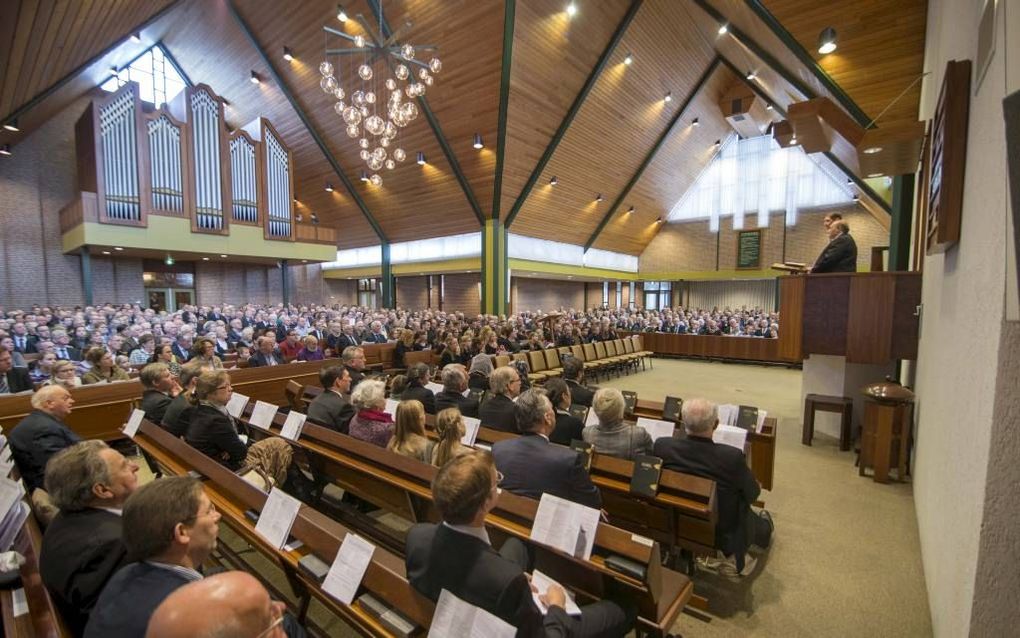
[10,385,81,494]
[80,346,130,384]
[434,364,479,417]
[387,400,434,463]
[561,356,594,407]
[140,362,183,424]
[431,407,472,466]
[40,441,139,635]
[43,359,82,390]
[146,571,288,638]
[161,360,207,437]
[191,337,224,370]
[150,343,182,377]
[29,350,58,384]
[347,379,394,448]
[0,348,33,393]
[51,329,82,361]
[341,345,366,389]
[582,388,652,461]
[478,366,522,433]
[401,362,436,414]
[467,353,492,391]
[405,451,634,637]
[296,335,325,361]
[544,378,583,446]
[492,390,601,509]
[129,333,157,365]
[248,336,285,367]
[306,364,355,433]
[438,336,462,367]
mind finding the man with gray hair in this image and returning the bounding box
[341,345,366,389]
[653,397,765,576]
[9,384,81,492]
[492,389,601,508]
[434,364,479,417]
[478,365,522,432]
[40,440,139,634]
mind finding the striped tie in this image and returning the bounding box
[0,375,9,394]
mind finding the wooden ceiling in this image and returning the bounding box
[0,0,928,256]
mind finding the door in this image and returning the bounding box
[173,288,194,311]
[148,289,168,313]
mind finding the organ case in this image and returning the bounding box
[241,117,294,240]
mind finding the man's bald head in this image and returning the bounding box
[146,571,283,638]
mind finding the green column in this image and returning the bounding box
[380,242,394,308]
[888,174,915,271]
[481,219,508,315]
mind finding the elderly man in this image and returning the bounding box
[40,441,139,634]
[306,365,355,434]
[52,330,82,361]
[249,336,285,367]
[434,364,479,417]
[364,320,387,344]
[811,220,858,273]
[478,366,522,432]
[9,385,81,492]
[84,477,221,637]
[406,452,633,637]
[140,362,181,425]
[492,390,601,509]
[0,349,32,394]
[341,345,366,389]
[145,572,287,638]
[653,398,767,576]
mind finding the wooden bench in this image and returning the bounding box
[0,501,70,637]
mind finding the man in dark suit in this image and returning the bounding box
[561,356,594,408]
[653,398,763,576]
[434,365,479,418]
[172,335,192,363]
[307,366,355,434]
[337,324,361,349]
[9,385,81,492]
[402,363,437,414]
[84,476,219,637]
[40,441,139,635]
[492,390,601,509]
[811,221,858,273]
[405,452,632,637]
[341,346,366,390]
[139,363,181,425]
[248,336,285,367]
[51,330,82,362]
[364,320,388,343]
[10,323,37,354]
[478,366,521,432]
[0,349,33,394]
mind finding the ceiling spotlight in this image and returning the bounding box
[656,216,664,224]
[867,172,883,178]
[250,70,260,84]
[2,119,18,132]
[566,2,577,17]
[746,70,757,81]
[114,246,124,251]
[283,46,294,61]
[101,251,111,255]
[818,27,838,55]
[624,52,633,65]
[220,254,228,258]
[416,151,426,165]
[718,24,728,35]
[550,176,558,186]
[110,65,119,74]
[596,193,604,202]
[852,194,860,202]
[360,170,369,182]
[691,117,700,127]
[863,146,883,154]
[664,91,672,103]
[324,183,334,192]
[765,104,774,111]
[130,33,141,44]
[473,133,483,149]
[337,3,348,22]
[714,139,721,147]
[847,178,854,185]
[626,206,635,214]
[202,257,210,261]
[0,144,10,156]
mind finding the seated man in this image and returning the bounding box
[306,365,355,434]
[146,572,287,638]
[492,390,601,509]
[161,361,208,438]
[140,362,182,425]
[405,452,633,637]
[341,345,366,390]
[9,385,81,494]
[478,366,521,432]
[85,476,220,637]
[562,356,594,408]
[434,364,479,418]
[40,441,139,635]
[653,398,766,575]
[248,336,285,367]
[0,349,33,394]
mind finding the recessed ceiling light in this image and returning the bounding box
[566,2,577,17]
[220,254,228,258]
[765,104,774,111]
[325,183,334,192]
[664,91,672,103]
[337,3,348,22]
[202,256,210,261]
[718,24,728,35]
[250,70,260,84]
[473,133,483,149]
[114,246,124,251]
[863,146,883,154]
[101,251,111,255]
[691,117,700,127]
[817,27,837,55]
[283,46,294,62]
[0,144,10,156]
[624,52,633,65]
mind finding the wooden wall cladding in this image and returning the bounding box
[802,274,850,356]
[777,275,804,361]
[622,331,783,363]
[846,274,895,363]
[926,59,971,254]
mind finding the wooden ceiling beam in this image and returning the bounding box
[503,0,644,229]
[490,0,515,221]
[226,0,388,242]
[583,56,722,252]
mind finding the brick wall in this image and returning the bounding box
[512,278,585,312]
[289,262,325,304]
[324,278,357,305]
[442,273,479,314]
[396,275,428,308]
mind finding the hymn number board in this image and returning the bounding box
[736,230,762,269]
[926,59,971,254]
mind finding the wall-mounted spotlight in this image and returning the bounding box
[549,176,558,186]
[596,193,604,202]
[624,52,633,65]
[283,47,294,62]
[324,183,334,192]
[250,70,260,84]
[337,3,348,22]
[0,144,10,157]
[691,117,700,127]
[626,206,635,214]
[817,27,838,55]
[360,170,369,182]
[416,151,426,165]
[473,133,483,149]
[664,92,672,103]
[714,139,721,147]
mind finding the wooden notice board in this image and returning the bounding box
[737,230,762,269]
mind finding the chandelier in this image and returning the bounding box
[320,12,442,188]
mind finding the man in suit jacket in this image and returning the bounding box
[0,349,33,394]
[172,335,192,363]
[337,324,361,349]
[405,452,632,637]
[811,221,858,273]
[140,362,181,425]
[561,356,594,408]
[10,323,37,354]
[248,336,285,367]
[364,320,388,343]
[434,365,479,418]
[341,346,367,390]
[307,366,356,434]
[492,390,602,509]
[41,441,139,635]
[52,331,82,362]
[653,398,762,575]
[479,366,522,432]
[9,385,81,492]
[84,476,219,637]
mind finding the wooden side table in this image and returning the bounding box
[802,394,854,451]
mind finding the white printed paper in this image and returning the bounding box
[461,417,481,447]
[122,409,146,439]
[0,478,22,523]
[249,401,279,430]
[323,533,377,605]
[530,570,582,616]
[716,404,739,427]
[425,382,445,395]
[226,392,251,419]
[11,588,27,617]
[0,444,11,463]
[0,460,14,478]
[530,493,600,561]
[254,487,302,550]
[756,410,768,433]
[584,406,599,427]
[713,424,748,452]
[281,412,306,441]
[428,589,515,638]
[384,398,399,418]
[635,417,675,442]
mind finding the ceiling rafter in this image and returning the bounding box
[226,0,388,242]
[490,0,515,221]
[584,56,723,251]
[503,0,644,229]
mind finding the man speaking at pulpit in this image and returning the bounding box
[811,221,858,273]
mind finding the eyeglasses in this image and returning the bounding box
[495,471,504,486]
[216,384,232,391]
[255,610,285,638]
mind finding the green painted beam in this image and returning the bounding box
[889,174,915,271]
[583,56,722,251]
[504,0,644,228]
[381,242,394,308]
[226,1,388,242]
[491,0,516,221]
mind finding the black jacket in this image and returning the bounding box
[84,562,193,638]
[492,433,601,509]
[550,411,584,446]
[811,232,858,273]
[9,410,82,491]
[40,508,128,636]
[160,394,192,438]
[185,404,247,470]
[306,389,356,434]
[248,351,285,367]
[1,366,33,393]
[401,382,436,415]
[565,380,595,408]
[434,390,479,418]
[479,394,517,433]
[140,390,173,425]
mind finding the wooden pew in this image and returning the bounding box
[0,502,70,637]
[134,420,435,637]
[238,408,693,637]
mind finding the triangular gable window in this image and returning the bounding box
[100,43,188,109]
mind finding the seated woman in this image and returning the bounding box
[467,353,493,391]
[582,387,652,460]
[388,374,408,400]
[402,363,436,414]
[150,343,181,377]
[438,337,461,368]
[29,351,58,384]
[393,329,415,368]
[184,369,294,488]
[44,360,81,390]
[212,326,232,356]
[81,347,131,384]
[387,400,433,463]
[348,379,394,448]
[296,335,325,361]
[430,408,471,467]
[192,337,224,369]
[544,378,583,446]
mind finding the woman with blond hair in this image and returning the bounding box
[387,400,433,463]
[430,408,471,467]
[192,337,224,370]
[44,360,81,390]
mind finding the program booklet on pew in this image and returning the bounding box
[635,417,675,442]
[461,416,481,447]
[713,424,749,452]
[0,477,28,552]
[249,401,279,431]
[226,392,251,419]
[428,589,515,638]
[254,487,302,550]
[530,493,600,561]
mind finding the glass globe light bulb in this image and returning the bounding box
[359,149,371,161]
[365,115,385,136]
[319,61,334,76]
[385,159,396,170]
[352,90,365,106]
[368,157,383,170]
[423,75,434,86]
[393,148,406,162]
[372,146,387,161]
[342,106,362,125]
[358,64,373,80]
[320,75,338,93]
[354,35,366,48]
[385,78,396,91]
[365,91,376,104]
[359,138,370,149]
[395,64,409,80]
[346,124,360,138]
[379,136,391,147]
[334,101,345,115]
[359,105,369,117]
[333,86,345,100]
[429,57,442,74]
[370,173,383,187]
[401,43,415,59]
